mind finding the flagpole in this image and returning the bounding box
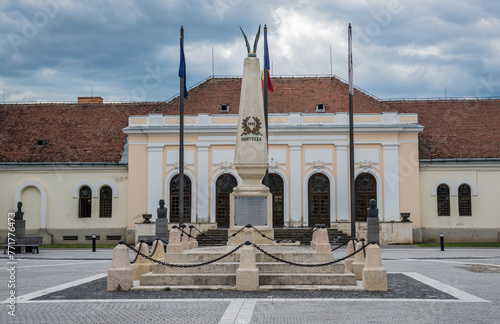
[348,23,355,239]
[263,24,270,188]
[179,26,185,228]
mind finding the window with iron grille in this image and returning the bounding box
[216,174,237,228]
[99,186,112,218]
[355,173,377,221]
[458,184,472,216]
[308,173,330,226]
[79,186,92,218]
[268,174,284,228]
[169,175,191,223]
[437,184,450,216]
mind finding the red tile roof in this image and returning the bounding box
[0,103,162,163]
[387,99,500,159]
[1,77,498,162]
[157,77,392,115]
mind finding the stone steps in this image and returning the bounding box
[164,250,335,263]
[140,272,356,287]
[196,228,351,246]
[152,262,344,274]
[136,244,358,291]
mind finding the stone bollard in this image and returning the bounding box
[314,228,331,253]
[362,243,387,291]
[131,241,152,281]
[310,225,319,249]
[188,226,198,249]
[107,242,133,291]
[151,239,165,261]
[243,227,255,250]
[166,226,183,254]
[344,239,356,272]
[236,242,259,291]
[189,232,198,249]
[180,225,191,251]
[352,239,366,280]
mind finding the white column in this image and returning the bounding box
[336,144,349,221]
[289,143,302,226]
[383,143,400,221]
[147,145,164,220]
[197,143,210,223]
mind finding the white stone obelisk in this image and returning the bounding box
[228,55,273,244]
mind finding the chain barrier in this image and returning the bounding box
[275,226,316,244]
[250,226,275,242]
[122,241,244,268]
[330,239,350,252]
[149,239,160,257]
[251,241,372,267]
[130,241,143,264]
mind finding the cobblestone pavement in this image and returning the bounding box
[1,247,499,323]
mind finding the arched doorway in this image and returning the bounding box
[169,174,191,223]
[308,173,330,226]
[268,174,284,228]
[216,174,237,228]
[355,173,377,221]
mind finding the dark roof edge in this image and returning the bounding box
[420,158,500,164]
[0,162,128,166]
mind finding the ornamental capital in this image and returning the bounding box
[269,158,279,172]
[313,160,325,170]
[221,161,233,173]
[359,160,372,170]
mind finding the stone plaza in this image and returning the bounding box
[1,246,499,323]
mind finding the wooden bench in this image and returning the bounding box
[3,236,43,254]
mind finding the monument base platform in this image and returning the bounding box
[134,245,359,291]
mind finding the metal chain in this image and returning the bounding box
[250,226,275,242]
[149,239,160,257]
[331,239,350,252]
[130,241,143,264]
[279,226,315,243]
[123,242,244,268]
[191,226,229,242]
[252,241,371,267]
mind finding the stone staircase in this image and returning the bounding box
[134,245,359,290]
[196,229,228,246]
[196,228,350,246]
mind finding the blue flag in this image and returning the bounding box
[179,34,188,99]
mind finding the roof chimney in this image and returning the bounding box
[78,97,103,104]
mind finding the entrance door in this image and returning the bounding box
[308,173,330,226]
[269,174,284,228]
[355,173,377,221]
[169,175,191,223]
[216,174,237,228]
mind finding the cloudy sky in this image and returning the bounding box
[1,0,499,103]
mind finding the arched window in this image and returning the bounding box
[437,184,450,216]
[216,174,238,228]
[308,173,330,226]
[458,184,472,216]
[265,174,284,228]
[355,173,377,221]
[99,186,112,218]
[170,175,191,223]
[79,186,92,218]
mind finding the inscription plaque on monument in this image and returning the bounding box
[234,196,267,226]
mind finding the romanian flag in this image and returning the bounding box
[179,27,188,99]
[262,25,274,92]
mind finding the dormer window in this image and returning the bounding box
[36,139,47,147]
[220,104,230,112]
[316,103,325,113]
